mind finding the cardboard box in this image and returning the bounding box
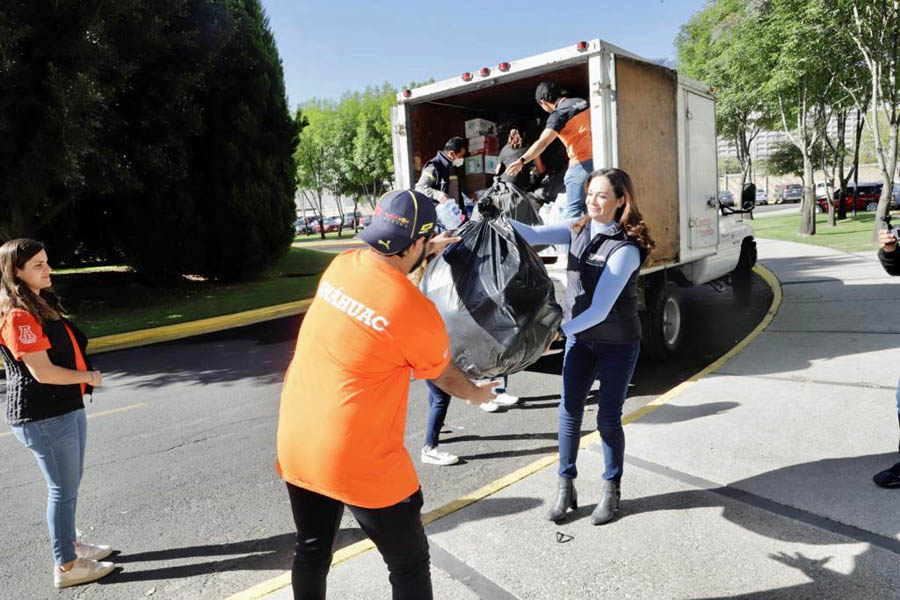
[464,173,493,196]
[483,155,500,174]
[464,118,497,138]
[467,134,500,156]
[464,155,486,175]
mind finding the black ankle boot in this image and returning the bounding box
[591,479,620,525]
[547,477,577,522]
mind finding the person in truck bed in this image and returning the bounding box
[504,80,593,218]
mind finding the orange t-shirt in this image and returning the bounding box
[276,249,451,509]
[0,310,88,394]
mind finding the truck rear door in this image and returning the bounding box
[684,91,718,251]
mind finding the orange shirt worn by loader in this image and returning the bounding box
[276,249,451,509]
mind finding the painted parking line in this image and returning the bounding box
[225,264,782,600]
[0,403,148,439]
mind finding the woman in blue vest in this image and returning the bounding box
[510,167,655,525]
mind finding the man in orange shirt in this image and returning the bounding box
[504,80,594,218]
[277,190,498,600]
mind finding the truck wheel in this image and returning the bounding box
[732,238,757,306]
[641,281,684,361]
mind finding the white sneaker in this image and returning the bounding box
[75,541,113,561]
[421,445,459,466]
[479,401,500,412]
[54,558,115,588]
[493,393,519,406]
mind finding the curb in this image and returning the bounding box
[0,301,313,374]
[89,299,313,355]
[223,263,784,600]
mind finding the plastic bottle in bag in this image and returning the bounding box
[436,199,464,230]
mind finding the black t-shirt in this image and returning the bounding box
[497,144,532,188]
[545,97,589,133]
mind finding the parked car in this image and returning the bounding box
[295,218,318,235]
[359,215,373,229]
[815,183,890,213]
[717,190,734,207]
[774,183,803,203]
[322,216,342,233]
[755,189,768,205]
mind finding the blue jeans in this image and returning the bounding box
[563,159,594,218]
[558,337,639,482]
[425,380,451,448]
[12,409,87,565]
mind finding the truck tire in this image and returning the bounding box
[641,281,684,361]
[732,237,757,306]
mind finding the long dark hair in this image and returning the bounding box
[572,168,656,252]
[0,238,62,323]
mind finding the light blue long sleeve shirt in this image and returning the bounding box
[510,219,641,337]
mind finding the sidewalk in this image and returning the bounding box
[258,239,900,599]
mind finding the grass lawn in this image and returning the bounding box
[293,230,360,243]
[751,210,897,254]
[55,247,335,339]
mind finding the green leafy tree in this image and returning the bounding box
[295,101,336,239]
[677,0,775,189]
[0,0,115,241]
[764,0,838,235]
[352,84,396,210]
[846,0,900,233]
[187,0,298,280]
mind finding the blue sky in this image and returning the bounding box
[259,0,708,108]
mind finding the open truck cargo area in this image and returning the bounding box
[392,39,757,359]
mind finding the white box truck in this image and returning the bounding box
[391,38,757,359]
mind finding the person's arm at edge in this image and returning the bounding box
[415,166,448,203]
[877,229,900,275]
[430,360,498,405]
[21,351,101,386]
[509,219,573,246]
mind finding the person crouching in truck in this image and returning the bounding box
[508,168,655,525]
[504,80,593,218]
[415,136,468,229]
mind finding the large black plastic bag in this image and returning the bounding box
[420,217,562,379]
[472,179,543,225]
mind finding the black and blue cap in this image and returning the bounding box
[357,190,437,255]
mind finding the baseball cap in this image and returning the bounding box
[357,190,437,255]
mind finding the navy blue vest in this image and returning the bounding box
[423,152,464,212]
[565,223,644,343]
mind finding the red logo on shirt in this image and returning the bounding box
[18,325,37,345]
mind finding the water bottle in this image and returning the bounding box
[436,199,463,231]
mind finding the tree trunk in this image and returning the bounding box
[799,152,816,236]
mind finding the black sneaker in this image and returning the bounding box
[873,462,900,488]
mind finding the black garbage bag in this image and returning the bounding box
[420,216,562,379]
[472,179,543,226]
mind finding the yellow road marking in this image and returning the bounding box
[225,263,783,600]
[0,403,148,439]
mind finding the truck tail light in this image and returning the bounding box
[461,72,473,82]
[402,89,412,98]
[498,62,510,72]
[479,67,490,77]
[576,41,588,51]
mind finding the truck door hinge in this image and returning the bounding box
[393,124,406,136]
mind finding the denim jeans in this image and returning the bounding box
[12,409,87,565]
[563,159,594,218]
[558,337,639,482]
[424,380,451,448]
[287,483,432,600]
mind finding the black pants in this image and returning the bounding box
[286,482,432,600]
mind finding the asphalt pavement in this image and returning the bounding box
[0,268,771,599]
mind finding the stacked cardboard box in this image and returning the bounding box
[465,155,501,175]
[468,134,500,156]
[464,118,497,138]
